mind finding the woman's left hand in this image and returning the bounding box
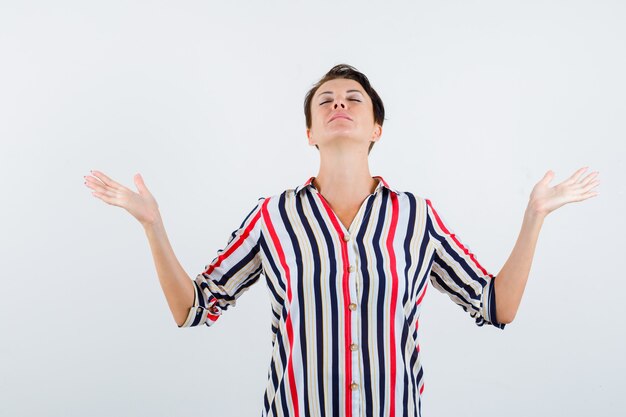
[528,167,600,217]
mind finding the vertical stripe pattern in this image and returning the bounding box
[179,176,506,416]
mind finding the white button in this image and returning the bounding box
[350,343,358,351]
[351,382,359,390]
[348,265,355,272]
[343,234,350,242]
[349,303,357,311]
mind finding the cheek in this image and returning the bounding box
[312,109,328,126]
[360,109,376,126]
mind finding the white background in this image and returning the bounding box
[1,1,624,416]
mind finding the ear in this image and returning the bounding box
[371,124,382,143]
[307,128,314,146]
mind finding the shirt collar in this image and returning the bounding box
[294,175,400,196]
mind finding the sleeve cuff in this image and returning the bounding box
[483,277,506,330]
[178,280,223,328]
[178,281,203,328]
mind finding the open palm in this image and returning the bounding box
[529,167,600,217]
[84,170,161,227]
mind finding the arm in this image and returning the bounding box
[426,199,505,328]
[494,167,600,323]
[84,170,195,327]
[144,216,195,327]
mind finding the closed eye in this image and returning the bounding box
[319,99,362,105]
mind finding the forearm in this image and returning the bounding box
[494,205,545,323]
[144,215,195,327]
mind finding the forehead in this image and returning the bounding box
[315,78,366,97]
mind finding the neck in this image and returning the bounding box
[313,147,378,203]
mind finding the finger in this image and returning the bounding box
[84,177,98,191]
[567,167,589,184]
[92,186,118,198]
[579,171,599,186]
[581,190,599,200]
[582,179,600,192]
[91,190,119,206]
[84,176,106,191]
[90,170,123,190]
[85,176,114,194]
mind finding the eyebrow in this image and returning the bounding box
[317,89,364,97]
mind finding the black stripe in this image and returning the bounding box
[296,192,328,417]
[432,250,481,303]
[373,189,389,416]
[306,188,340,417]
[357,194,377,416]
[488,278,506,329]
[213,244,261,286]
[400,192,417,417]
[425,205,488,290]
[279,192,313,417]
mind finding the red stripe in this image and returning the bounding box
[203,207,263,275]
[316,193,353,417]
[373,175,390,189]
[425,199,493,278]
[202,205,263,324]
[262,198,300,417]
[387,192,399,417]
[419,383,425,394]
[205,297,220,321]
[416,281,428,306]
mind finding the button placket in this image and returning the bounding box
[346,235,361,414]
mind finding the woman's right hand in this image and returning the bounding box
[84,170,161,227]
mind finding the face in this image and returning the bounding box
[307,78,382,152]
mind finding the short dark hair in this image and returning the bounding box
[304,64,385,155]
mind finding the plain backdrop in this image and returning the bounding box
[1,1,624,416]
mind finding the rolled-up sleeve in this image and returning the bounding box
[179,197,266,328]
[425,199,505,329]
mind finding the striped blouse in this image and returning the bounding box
[179,175,506,417]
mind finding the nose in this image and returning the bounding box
[333,97,346,109]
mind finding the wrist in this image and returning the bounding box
[525,201,547,223]
[142,212,164,231]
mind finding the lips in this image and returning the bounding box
[329,113,352,122]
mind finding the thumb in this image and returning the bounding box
[541,170,555,185]
[134,173,149,195]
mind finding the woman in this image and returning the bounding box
[83,64,600,417]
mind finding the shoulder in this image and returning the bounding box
[393,189,430,209]
[249,187,298,215]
